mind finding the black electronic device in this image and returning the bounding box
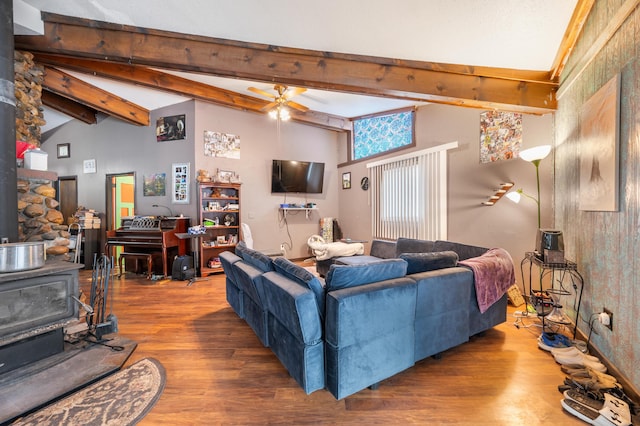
[172,255,194,280]
[535,229,565,263]
[271,159,325,194]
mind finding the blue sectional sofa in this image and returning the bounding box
[221,238,513,399]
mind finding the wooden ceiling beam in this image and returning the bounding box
[41,90,97,124]
[34,54,350,131]
[43,66,149,126]
[15,13,557,114]
[35,54,268,111]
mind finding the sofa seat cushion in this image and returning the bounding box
[273,257,326,318]
[325,258,407,291]
[399,251,459,274]
[335,255,383,266]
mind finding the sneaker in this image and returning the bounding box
[565,390,630,417]
[538,332,572,351]
[552,350,607,373]
[561,398,631,426]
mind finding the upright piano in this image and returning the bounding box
[106,216,189,277]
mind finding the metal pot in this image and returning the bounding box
[0,242,46,273]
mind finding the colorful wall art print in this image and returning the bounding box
[172,163,190,204]
[579,74,620,211]
[156,114,186,141]
[479,111,522,163]
[143,173,166,196]
[204,131,241,159]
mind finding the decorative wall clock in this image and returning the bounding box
[360,176,369,190]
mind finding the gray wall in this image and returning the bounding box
[338,103,554,290]
[42,100,342,259]
[554,1,640,392]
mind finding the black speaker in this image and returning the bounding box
[172,255,194,280]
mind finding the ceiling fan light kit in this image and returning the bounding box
[268,106,291,121]
[249,84,308,120]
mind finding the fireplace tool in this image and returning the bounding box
[89,253,118,340]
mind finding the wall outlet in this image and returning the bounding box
[280,243,286,255]
[602,308,613,331]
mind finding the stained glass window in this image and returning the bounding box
[353,110,414,160]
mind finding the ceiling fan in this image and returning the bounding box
[248,84,309,120]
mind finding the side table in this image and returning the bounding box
[520,252,584,338]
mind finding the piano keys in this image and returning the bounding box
[106,216,189,277]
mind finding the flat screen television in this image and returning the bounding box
[271,159,325,194]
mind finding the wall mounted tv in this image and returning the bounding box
[271,159,325,194]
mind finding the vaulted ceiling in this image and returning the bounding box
[13,0,594,134]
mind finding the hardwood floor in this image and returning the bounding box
[80,268,584,425]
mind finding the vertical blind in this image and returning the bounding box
[367,142,458,241]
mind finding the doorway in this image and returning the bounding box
[106,172,136,231]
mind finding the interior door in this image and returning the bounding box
[105,172,135,262]
[106,172,136,231]
[56,176,78,225]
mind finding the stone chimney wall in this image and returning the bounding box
[17,169,72,257]
[14,50,45,146]
[14,52,70,256]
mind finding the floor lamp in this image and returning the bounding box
[506,145,552,228]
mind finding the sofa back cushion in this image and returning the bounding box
[399,250,459,274]
[395,238,435,257]
[433,240,487,261]
[273,257,326,317]
[236,241,274,272]
[325,258,407,291]
[369,239,397,259]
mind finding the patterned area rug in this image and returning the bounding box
[11,358,165,426]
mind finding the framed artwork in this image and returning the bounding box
[342,172,351,189]
[204,131,241,159]
[83,159,96,174]
[156,114,186,142]
[172,162,190,204]
[479,111,522,163]
[579,74,620,211]
[57,143,70,159]
[143,173,166,196]
[216,169,235,183]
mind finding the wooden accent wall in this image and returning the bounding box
[555,0,640,393]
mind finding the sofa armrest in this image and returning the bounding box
[325,277,417,399]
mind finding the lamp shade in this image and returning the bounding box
[519,145,551,162]
[506,192,521,203]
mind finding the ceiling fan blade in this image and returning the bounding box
[287,100,309,112]
[260,101,278,112]
[284,87,307,99]
[248,87,276,99]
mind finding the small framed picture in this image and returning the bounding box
[217,169,235,183]
[342,172,351,189]
[216,235,227,244]
[83,159,97,174]
[57,143,70,159]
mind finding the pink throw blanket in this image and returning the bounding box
[458,248,515,314]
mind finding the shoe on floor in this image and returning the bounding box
[564,389,631,421]
[561,398,631,426]
[538,332,572,351]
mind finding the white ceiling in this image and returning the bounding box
[15,0,579,131]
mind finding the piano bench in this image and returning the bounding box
[119,252,156,279]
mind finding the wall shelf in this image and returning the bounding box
[482,182,514,206]
[279,207,317,219]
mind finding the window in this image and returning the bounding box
[353,109,415,161]
[367,142,458,241]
